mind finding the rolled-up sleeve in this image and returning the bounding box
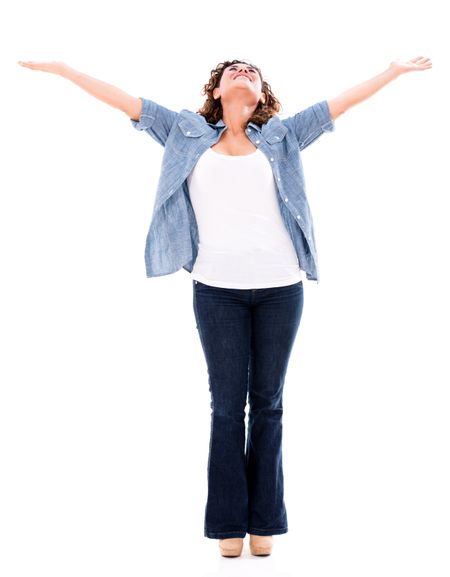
[282,100,335,151]
[130,97,179,147]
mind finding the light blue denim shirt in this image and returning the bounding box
[130,96,335,283]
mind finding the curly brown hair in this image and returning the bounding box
[196,59,283,127]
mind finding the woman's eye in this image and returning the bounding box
[230,67,256,73]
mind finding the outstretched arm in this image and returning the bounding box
[17,60,141,119]
[327,56,432,121]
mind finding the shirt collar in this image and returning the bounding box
[208,117,262,133]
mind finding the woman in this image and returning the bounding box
[18,55,432,558]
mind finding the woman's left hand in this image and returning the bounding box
[389,56,433,76]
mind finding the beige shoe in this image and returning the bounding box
[219,537,244,557]
[249,534,273,556]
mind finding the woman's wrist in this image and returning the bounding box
[59,63,77,79]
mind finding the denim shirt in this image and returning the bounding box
[130,96,335,283]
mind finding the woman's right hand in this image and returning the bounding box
[18,60,137,115]
[17,60,70,76]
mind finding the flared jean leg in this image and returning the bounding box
[246,282,303,535]
[193,281,251,539]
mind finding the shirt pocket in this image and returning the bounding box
[264,124,295,163]
[172,119,207,156]
[265,134,295,165]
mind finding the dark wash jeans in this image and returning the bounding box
[192,279,304,539]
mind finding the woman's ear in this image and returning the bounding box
[213,87,220,100]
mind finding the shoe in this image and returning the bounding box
[219,537,244,557]
[249,534,273,556]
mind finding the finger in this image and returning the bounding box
[417,63,432,70]
[20,62,40,69]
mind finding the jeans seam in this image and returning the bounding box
[248,527,288,531]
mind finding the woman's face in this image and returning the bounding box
[213,62,265,105]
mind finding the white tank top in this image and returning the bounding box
[187,147,304,289]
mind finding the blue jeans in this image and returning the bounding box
[192,279,304,539]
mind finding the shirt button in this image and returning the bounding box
[296,215,300,219]
[275,136,280,139]
[256,140,260,144]
[308,235,312,240]
[247,128,252,132]
[186,131,191,135]
[270,157,274,162]
[277,177,281,181]
[284,197,288,202]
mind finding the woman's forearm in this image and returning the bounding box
[328,67,401,120]
[61,65,134,112]
[328,55,432,121]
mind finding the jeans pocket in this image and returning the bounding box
[193,279,211,290]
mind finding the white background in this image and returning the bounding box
[2,0,449,575]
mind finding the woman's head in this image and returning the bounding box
[197,59,282,127]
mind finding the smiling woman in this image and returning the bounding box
[197,59,282,127]
[17,53,433,560]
